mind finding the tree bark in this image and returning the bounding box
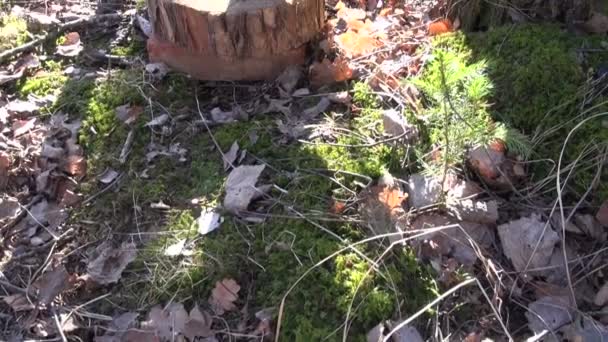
[146,0,325,80]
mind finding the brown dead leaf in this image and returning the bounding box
[0,152,11,189]
[86,241,137,285]
[209,278,240,315]
[13,118,36,137]
[182,305,214,340]
[596,199,608,227]
[582,12,608,34]
[3,294,35,312]
[115,104,144,125]
[329,198,346,214]
[143,303,188,341]
[428,19,453,36]
[372,185,407,211]
[309,57,353,88]
[61,155,86,179]
[34,264,71,305]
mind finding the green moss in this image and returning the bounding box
[111,39,146,57]
[0,15,28,52]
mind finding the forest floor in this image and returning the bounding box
[1,1,608,341]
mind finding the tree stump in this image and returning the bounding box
[146,0,325,81]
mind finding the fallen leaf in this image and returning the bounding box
[595,282,608,306]
[335,24,382,58]
[276,65,302,94]
[407,174,441,208]
[223,141,239,170]
[61,155,86,179]
[3,294,35,312]
[389,321,424,342]
[145,62,170,79]
[86,241,137,285]
[182,306,214,340]
[366,323,384,342]
[382,109,418,141]
[115,104,143,125]
[210,106,248,123]
[13,118,36,137]
[329,198,346,214]
[197,208,221,235]
[309,57,353,88]
[144,113,169,127]
[34,264,70,305]
[562,316,608,341]
[497,214,559,273]
[143,303,188,340]
[0,197,20,221]
[301,97,330,119]
[428,19,453,36]
[223,165,265,213]
[583,12,608,34]
[164,239,193,257]
[468,145,505,181]
[209,278,240,315]
[446,198,499,225]
[6,99,40,113]
[136,15,153,37]
[526,295,573,334]
[596,199,608,227]
[56,32,83,57]
[98,168,120,184]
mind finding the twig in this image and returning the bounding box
[0,13,124,63]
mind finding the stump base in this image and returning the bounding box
[147,37,306,81]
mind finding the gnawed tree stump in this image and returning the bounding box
[147,0,324,80]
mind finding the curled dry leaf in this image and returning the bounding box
[13,118,36,137]
[223,141,239,170]
[209,278,240,315]
[197,208,221,235]
[595,282,608,307]
[86,241,137,285]
[56,32,83,57]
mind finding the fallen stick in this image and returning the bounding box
[0,12,124,64]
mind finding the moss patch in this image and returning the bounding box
[0,15,28,52]
[418,24,608,200]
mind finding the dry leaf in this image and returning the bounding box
[98,168,119,184]
[209,278,240,315]
[197,208,221,235]
[583,12,608,34]
[34,264,71,305]
[595,282,608,306]
[223,141,239,170]
[428,19,453,36]
[62,155,86,179]
[164,239,193,257]
[56,32,83,57]
[3,294,35,312]
[115,104,143,125]
[223,165,265,213]
[86,241,137,285]
[329,199,346,214]
[526,295,573,334]
[309,57,353,88]
[596,199,608,227]
[13,118,36,137]
[144,113,169,127]
[182,306,214,340]
[497,214,559,273]
[143,303,188,340]
[407,174,441,208]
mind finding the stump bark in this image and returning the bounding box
[147,0,324,80]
